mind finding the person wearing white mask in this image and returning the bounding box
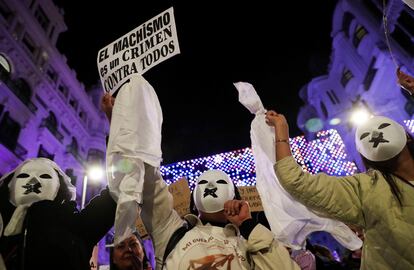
[139,168,300,270]
[0,158,117,270]
[101,78,300,270]
[265,111,414,270]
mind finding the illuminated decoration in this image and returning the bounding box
[404,120,414,133]
[160,129,358,189]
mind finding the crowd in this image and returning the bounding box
[0,71,413,270]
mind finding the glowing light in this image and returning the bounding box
[214,155,223,164]
[329,118,341,125]
[160,129,358,189]
[305,118,323,132]
[350,109,371,126]
[87,166,104,182]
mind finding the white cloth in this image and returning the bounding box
[234,81,362,250]
[106,74,163,244]
[403,0,414,10]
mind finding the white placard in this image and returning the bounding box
[97,7,180,95]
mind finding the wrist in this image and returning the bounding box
[239,218,258,239]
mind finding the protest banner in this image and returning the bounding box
[97,7,180,95]
[238,186,263,212]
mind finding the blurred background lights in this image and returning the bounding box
[350,108,371,126]
[160,129,358,190]
[305,118,324,132]
[87,166,104,182]
[329,118,341,125]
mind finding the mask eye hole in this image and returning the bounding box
[16,173,30,178]
[39,174,52,179]
[198,180,208,185]
[360,132,370,140]
[216,179,227,184]
[378,123,390,129]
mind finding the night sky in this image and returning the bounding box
[56,0,337,164]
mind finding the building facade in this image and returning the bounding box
[297,0,414,170]
[0,0,108,204]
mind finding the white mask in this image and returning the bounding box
[355,116,407,162]
[193,170,235,213]
[8,159,60,206]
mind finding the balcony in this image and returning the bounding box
[0,136,27,161]
[0,68,38,113]
[66,145,84,166]
[40,119,64,143]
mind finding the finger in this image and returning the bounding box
[230,200,237,215]
[233,200,242,215]
[226,200,236,216]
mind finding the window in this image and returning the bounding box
[362,0,382,22]
[326,91,336,105]
[0,112,21,151]
[363,57,377,91]
[342,12,355,37]
[58,84,69,98]
[79,111,87,123]
[46,67,58,82]
[13,78,32,105]
[341,67,354,87]
[0,0,13,23]
[391,25,414,56]
[41,111,63,142]
[326,90,340,105]
[330,90,340,104]
[69,98,78,110]
[320,101,328,118]
[398,10,414,37]
[353,25,368,47]
[22,34,36,54]
[45,111,57,129]
[34,6,50,31]
[67,137,79,157]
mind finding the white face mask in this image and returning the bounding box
[8,159,60,206]
[193,170,235,214]
[355,116,407,162]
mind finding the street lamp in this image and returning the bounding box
[350,108,372,126]
[81,165,105,209]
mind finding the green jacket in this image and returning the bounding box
[275,156,414,270]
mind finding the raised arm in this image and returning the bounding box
[265,110,365,227]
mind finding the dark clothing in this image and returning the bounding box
[0,188,116,270]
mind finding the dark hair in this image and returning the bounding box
[54,169,73,203]
[0,169,73,227]
[189,182,242,216]
[361,133,414,206]
[0,173,16,226]
[109,232,150,270]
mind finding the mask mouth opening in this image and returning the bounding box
[203,187,218,198]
